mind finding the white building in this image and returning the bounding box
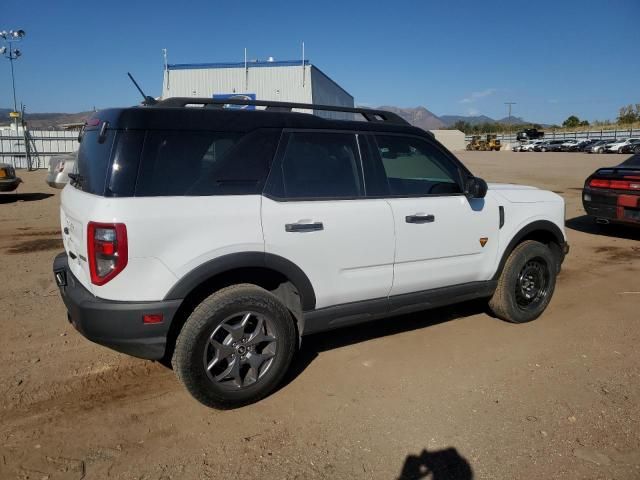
[162,59,353,118]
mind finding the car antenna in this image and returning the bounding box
[127,72,157,105]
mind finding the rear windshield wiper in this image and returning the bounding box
[68,173,84,188]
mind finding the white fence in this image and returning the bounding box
[465,127,640,144]
[0,129,79,169]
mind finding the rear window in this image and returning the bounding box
[75,129,115,194]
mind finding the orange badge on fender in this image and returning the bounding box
[479,237,488,247]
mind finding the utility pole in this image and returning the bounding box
[504,102,516,142]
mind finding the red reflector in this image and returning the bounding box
[99,242,115,255]
[143,314,163,325]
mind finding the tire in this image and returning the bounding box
[635,146,640,154]
[488,240,557,324]
[172,284,296,408]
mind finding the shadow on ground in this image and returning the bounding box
[282,299,488,389]
[0,192,54,204]
[397,448,473,480]
[566,215,640,241]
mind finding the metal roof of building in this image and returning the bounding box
[167,60,310,70]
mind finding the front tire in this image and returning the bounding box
[172,284,296,408]
[488,240,557,323]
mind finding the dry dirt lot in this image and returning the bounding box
[0,151,639,480]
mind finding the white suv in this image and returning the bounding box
[53,98,569,408]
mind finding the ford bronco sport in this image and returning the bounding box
[53,98,568,408]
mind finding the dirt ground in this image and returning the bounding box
[1,151,639,480]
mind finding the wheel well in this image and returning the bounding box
[493,225,564,281]
[162,267,303,365]
[516,230,562,264]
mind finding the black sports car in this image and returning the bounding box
[582,154,640,225]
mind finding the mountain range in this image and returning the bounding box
[0,106,539,130]
[380,108,537,129]
[0,108,92,129]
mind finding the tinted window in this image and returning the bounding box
[374,135,462,196]
[75,128,115,195]
[268,132,362,199]
[135,129,280,196]
[107,131,145,196]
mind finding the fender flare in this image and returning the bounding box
[163,251,316,310]
[492,220,566,280]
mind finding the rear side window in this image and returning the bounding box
[135,129,280,196]
[266,131,363,199]
[75,129,115,194]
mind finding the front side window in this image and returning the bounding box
[267,132,363,199]
[374,135,462,196]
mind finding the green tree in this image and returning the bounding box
[618,104,638,124]
[579,120,590,127]
[562,115,581,128]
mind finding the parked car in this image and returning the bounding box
[587,139,617,154]
[53,98,568,408]
[582,154,640,225]
[568,139,600,152]
[559,139,581,151]
[46,153,77,189]
[520,140,545,152]
[534,140,566,152]
[0,163,22,192]
[606,138,640,153]
[619,139,640,154]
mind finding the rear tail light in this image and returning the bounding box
[589,178,640,191]
[87,222,128,285]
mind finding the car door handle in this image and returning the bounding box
[405,214,435,224]
[285,222,324,232]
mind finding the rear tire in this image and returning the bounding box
[172,284,296,408]
[488,241,557,324]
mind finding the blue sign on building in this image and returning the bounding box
[213,93,256,110]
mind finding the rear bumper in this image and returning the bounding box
[582,188,640,225]
[52,252,182,360]
[0,177,21,192]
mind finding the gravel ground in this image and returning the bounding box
[0,151,638,480]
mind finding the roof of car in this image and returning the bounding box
[87,106,430,137]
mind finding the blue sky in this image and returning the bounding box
[2,0,638,124]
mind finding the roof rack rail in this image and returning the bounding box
[153,97,410,125]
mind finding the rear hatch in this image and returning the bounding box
[61,122,121,293]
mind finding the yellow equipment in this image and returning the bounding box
[485,134,501,151]
[466,135,482,151]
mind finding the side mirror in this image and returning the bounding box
[465,176,488,199]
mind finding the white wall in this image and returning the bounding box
[429,129,466,152]
[163,65,314,104]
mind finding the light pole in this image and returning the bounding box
[504,102,516,143]
[0,29,26,133]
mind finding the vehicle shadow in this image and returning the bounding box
[282,299,488,389]
[397,448,473,480]
[566,215,640,241]
[0,192,54,204]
